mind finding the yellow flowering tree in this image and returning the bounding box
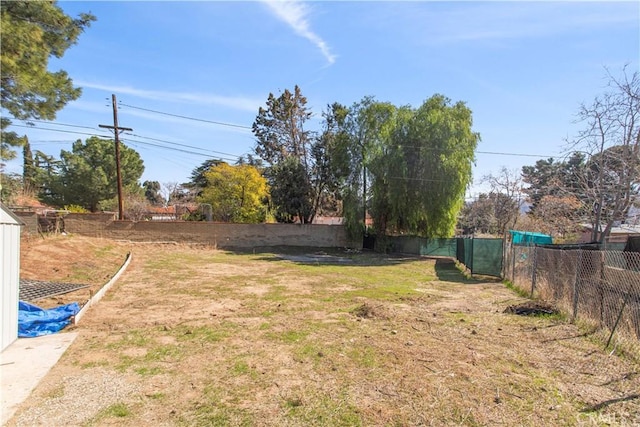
[198,162,269,223]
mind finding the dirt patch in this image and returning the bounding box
[351,302,390,320]
[19,234,131,309]
[505,300,560,316]
[8,236,640,426]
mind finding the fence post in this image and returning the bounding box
[530,245,537,298]
[470,237,474,275]
[605,299,627,350]
[572,249,583,322]
[511,244,516,283]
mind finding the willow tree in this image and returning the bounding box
[370,95,479,238]
[338,97,397,238]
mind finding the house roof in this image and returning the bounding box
[580,223,640,235]
[0,202,25,226]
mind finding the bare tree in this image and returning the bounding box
[162,182,195,207]
[568,67,640,242]
[534,195,582,240]
[481,167,525,237]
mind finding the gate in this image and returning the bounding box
[457,238,504,277]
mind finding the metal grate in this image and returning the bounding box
[19,279,90,302]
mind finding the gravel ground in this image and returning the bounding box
[11,368,140,426]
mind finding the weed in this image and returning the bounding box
[504,280,531,299]
[346,345,378,368]
[44,385,65,399]
[135,366,164,376]
[146,392,165,400]
[95,245,115,257]
[78,361,109,369]
[264,285,289,302]
[294,343,326,363]
[115,355,136,372]
[107,329,151,349]
[86,402,132,425]
[181,387,254,427]
[105,403,131,417]
[230,360,259,379]
[145,344,183,363]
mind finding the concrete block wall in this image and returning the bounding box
[64,213,116,236]
[63,215,359,249]
[12,212,38,234]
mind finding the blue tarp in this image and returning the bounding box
[18,301,80,338]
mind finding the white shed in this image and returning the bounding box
[1,202,23,352]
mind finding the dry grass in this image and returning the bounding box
[8,235,640,426]
[19,234,131,308]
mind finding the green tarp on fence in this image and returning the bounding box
[509,230,552,245]
[388,236,457,257]
[471,238,504,277]
[387,236,503,277]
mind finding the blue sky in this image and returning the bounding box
[4,0,639,198]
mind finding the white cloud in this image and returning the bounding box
[373,2,638,45]
[261,0,336,65]
[438,2,638,43]
[75,81,263,113]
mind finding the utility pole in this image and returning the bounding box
[99,94,132,220]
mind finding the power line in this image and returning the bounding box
[12,121,557,160]
[476,150,553,158]
[124,138,239,162]
[126,142,212,171]
[9,123,246,160]
[19,119,100,132]
[118,102,253,130]
[393,144,554,158]
[9,124,111,139]
[388,176,457,183]
[123,132,241,158]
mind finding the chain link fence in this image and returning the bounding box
[504,244,640,359]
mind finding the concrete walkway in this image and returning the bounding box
[1,332,78,425]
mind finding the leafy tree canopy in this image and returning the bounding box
[143,180,164,206]
[339,98,398,237]
[0,1,95,159]
[252,85,312,167]
[252,85,322,223]
[268,156,312,223]
[198,162,268,223]
[41,136,144,212]
[521,152,586,213]
[251,88,479,235]
[185,158,225,194]
[369,95,480,238]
